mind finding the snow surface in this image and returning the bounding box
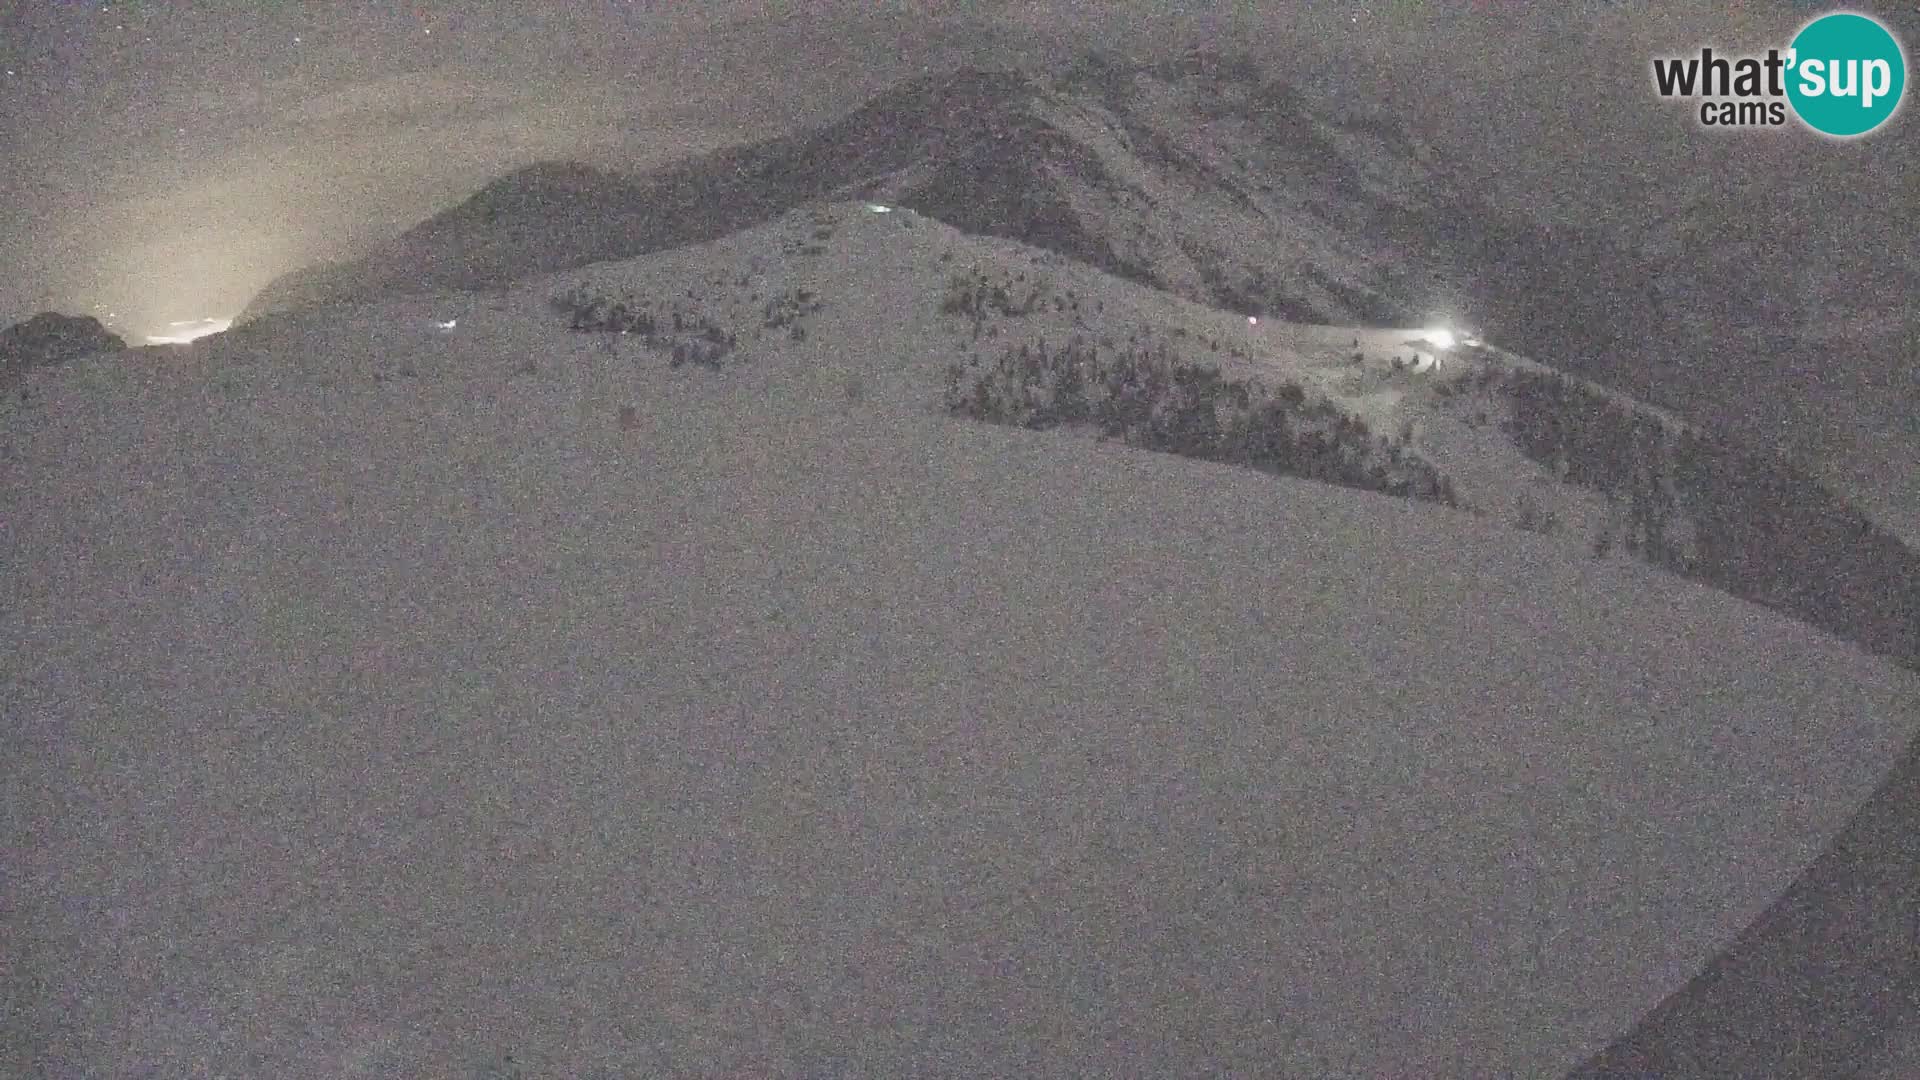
[6,204,1919,1077]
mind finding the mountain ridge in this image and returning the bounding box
[241,52,1568,338]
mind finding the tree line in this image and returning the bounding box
[945,334,1459,507]
[1498,365,1920,669]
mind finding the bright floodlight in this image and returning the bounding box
[144,317,232,345]
[865,203,892,213]
[434,319,457,330]
[1419,326,1456,350]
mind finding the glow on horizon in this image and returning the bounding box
[144,316,233,344]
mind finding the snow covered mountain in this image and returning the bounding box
[10,198,1920,1076]
[241,51,1631,346]
[240,48,1920,556]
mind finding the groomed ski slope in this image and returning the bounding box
[6,239,1920,1077]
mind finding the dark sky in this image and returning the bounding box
[0,1,1913,341]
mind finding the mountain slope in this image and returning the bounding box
[11,201,1920,1078]
[238,52,1725,478]
[248,198,1920,671]
[240,52,1539,332]
[252,51,1920,514]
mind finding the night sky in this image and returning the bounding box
[1,2,1912,346]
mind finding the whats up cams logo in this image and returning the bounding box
[1652,10,1908,137]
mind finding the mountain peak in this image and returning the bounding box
[241,51,1485,332]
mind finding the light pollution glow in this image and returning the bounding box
[144,317,233,345]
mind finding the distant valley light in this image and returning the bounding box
[144,316,232,345]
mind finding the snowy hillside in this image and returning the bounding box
[237,49,1868,540]
[7,200,1920,1078]
[517,201,1920,672]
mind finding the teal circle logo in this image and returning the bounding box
[1786,12,1906,137]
